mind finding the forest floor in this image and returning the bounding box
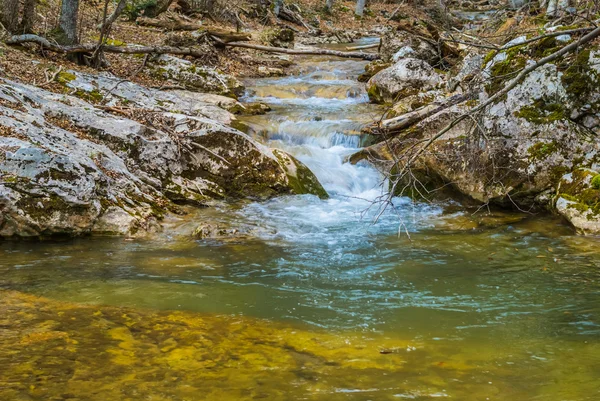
[0,0,438,97]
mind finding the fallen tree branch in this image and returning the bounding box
[137,17,251,42]
[8,34,211,58]
[363,93,473,135]
[222,41,380,60]
[97,0,128,32]
[345,43,379,51]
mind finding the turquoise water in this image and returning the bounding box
[1,41,599,400]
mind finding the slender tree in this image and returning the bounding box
[20,0,36,33]
[325,0,334,13]
[355,0,366,17]
[273,0,283,17]
[58,0,80,44]
[1,0,20,32]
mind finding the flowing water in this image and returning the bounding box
[1,40,600,400]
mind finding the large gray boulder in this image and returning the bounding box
[380,30,438,65]
[366,58,443,104]
[0,79,326,238]
[354,36,600,233]
[147,55,244,98]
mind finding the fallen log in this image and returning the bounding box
[363,93,473,135]
[345,43,379,51]
[7,34,212,58]
[137,17,250,42]
[223,41,380,60]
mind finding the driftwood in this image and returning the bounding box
[345,43,379,51]
[137,16,250,42]
[222,41,380,60]
[363,93,473,135]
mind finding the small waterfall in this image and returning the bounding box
[238,55,443,242]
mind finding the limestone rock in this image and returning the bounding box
[380,30,438,65]
[58,69,238,125]
[366,58,443,103]
[0,78,326,238]
[148,55,244,98]
[555,169,600,235]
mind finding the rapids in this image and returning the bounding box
[1,40,599,400]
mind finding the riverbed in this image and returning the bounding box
[1,41,599,400]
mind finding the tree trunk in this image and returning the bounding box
[273,0,283,16]
[325,0,334,12]
[144,0,175,18]
[19,0,36,33]
[1,0,20,32]
[58,0,80,44]
[355,0,366,17]
[98,0,128,32]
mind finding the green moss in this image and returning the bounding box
[558,168,600,218]
[528,140,558,160]
[73,89,104,103]
[482,50,497,66]
[591,175,600,189]
[515,98,566,124]
[56,71,76,85]
[273,150,328,199]
[367,84,384,104]
[561,49,598,104]
[485,47,527,94]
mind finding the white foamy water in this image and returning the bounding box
[238,56,443,243]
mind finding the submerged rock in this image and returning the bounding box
[0,78,326,238]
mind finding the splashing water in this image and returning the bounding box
[1,41,600,401]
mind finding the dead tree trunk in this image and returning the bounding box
[222,41,380,60]
[325,0,334,12]
[8,34,380,60]
[58,0,80,44]
[19,0,36,33]
[362,93,473,135]
[98,0,128,32]
[144,0,175,18]
[1,0,20,32]
[355,0,366,17]
[273,0,283,16]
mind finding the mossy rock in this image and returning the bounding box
[273,149,328,199]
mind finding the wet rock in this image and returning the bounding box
[555,169,600,235]
[257,66,285,77]
[0,78,327,238]
[260,27,295,48]
[358,60,391,83]
[231,102,272,116]
[193,223,240,239]
[148,54,244,98]
[356,39,600,221]
[366,58,443,103]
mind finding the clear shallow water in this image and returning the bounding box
[1,44,600,400]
